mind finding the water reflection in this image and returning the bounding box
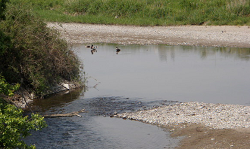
[30,88,84,112]
[156,45,250,62]
[25,44,250,148]
[25,92,180,149]
[73,44,250,105]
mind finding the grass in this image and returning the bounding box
[9,0,250,26]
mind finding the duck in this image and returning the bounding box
[86,45,93,48]
[91,49,97,54]
[91,46,97,54]
[116,47,121,54]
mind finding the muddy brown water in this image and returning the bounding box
[25,44,250,148]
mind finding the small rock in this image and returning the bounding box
[62,83,70,90]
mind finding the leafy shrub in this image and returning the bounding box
[0,0,8,20]
[0,2,82,96]
[0,75,47,148]
[0,30,11,56]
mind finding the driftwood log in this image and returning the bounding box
[43,109,86,118]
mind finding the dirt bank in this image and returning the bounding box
[47,22,250,48]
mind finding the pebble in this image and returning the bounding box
[117,102,250,129]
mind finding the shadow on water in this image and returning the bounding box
[29,87,84,112]
[25,90,181,149]
[25,44,250,148]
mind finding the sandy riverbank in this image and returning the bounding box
[47,22,250,48]
[47,22,250,148]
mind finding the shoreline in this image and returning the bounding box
[118,102,250,130]
[48,22,250,148]
[117,102,250,148]
[47,22,250,48]
[9,81,83,109]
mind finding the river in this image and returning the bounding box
[25,44,250,148]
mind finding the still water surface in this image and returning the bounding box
[78,44,250,105]
[25,44,250,148]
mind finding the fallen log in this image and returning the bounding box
[43,109,86,118]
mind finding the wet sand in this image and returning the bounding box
[47,22,250,148]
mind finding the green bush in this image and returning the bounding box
[0,2,82,96]
[0,0,8,20]
[0,30,11,56]
[0,75,47,149]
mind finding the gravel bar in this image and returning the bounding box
[117,102,250,130]
[47,22,250,48]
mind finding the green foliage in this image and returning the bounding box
[0,75,47,148]
[0,75,19,96]
[0,2,82,96]
[0,30,12,56]
[0,0,9,20]
[10,0,63,10]
[14,0,250,26]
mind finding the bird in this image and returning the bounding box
[91,48,97,54]
[116,47,121,54]
[86,45,93,48]
[91,46,97,54]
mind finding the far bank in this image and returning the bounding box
[48,23,250,48]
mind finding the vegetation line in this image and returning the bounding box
[11,0,250,26]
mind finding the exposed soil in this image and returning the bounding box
[166,124,250,149]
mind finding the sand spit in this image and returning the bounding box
[117,102,250,148]
[117,102,250,129]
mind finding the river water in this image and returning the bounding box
[25,44,250,148]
